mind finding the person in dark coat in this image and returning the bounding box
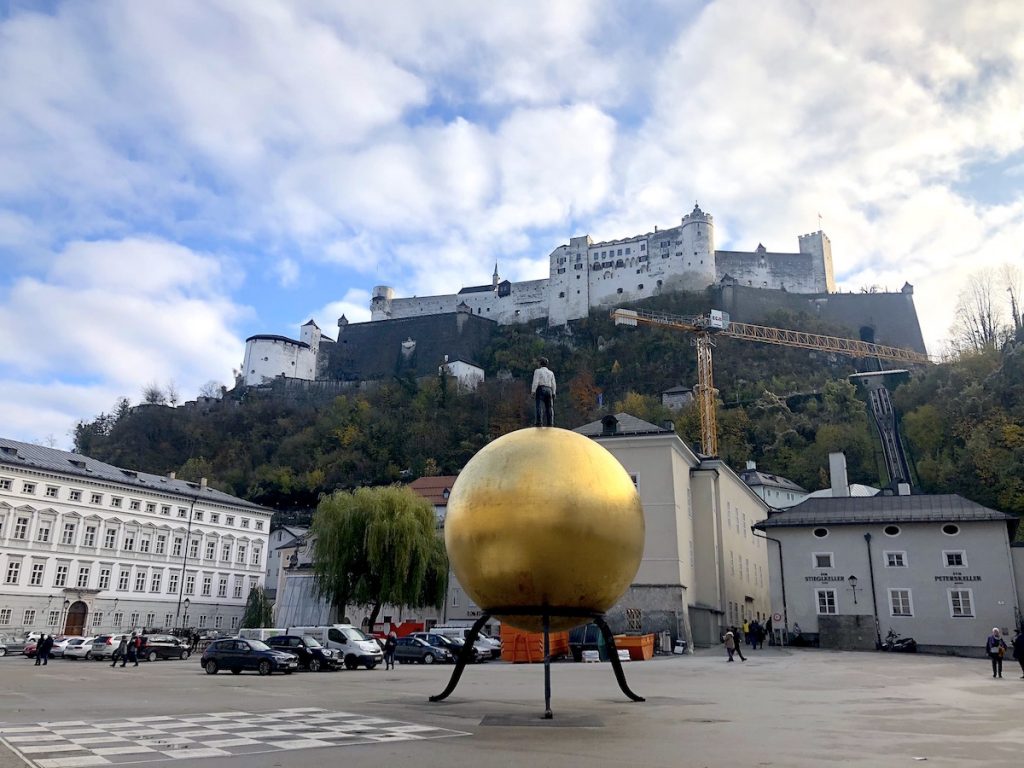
[383,632,397,670]
[1012,628,1024,679]
[111,635,128,668]
[35,634,52,666]
[122,632,140,667]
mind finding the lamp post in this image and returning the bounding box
[61,599,71,634]
[847,575,860,605]
[180,598,190,634]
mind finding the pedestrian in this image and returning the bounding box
[1012,627,1024,679]
[765,615,774,646]
[742,618,751,646]
[34,634,48,666]
[383,632,397,670]
[729,626,747,661]
[724,631,736,662]
[111,634,128,668]
[40,633,53,665]
[986,627,1007,679]
[121,632,139,667]
[531,357,556,427]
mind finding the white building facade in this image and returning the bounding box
[241,320,323,386]
[756,494,1021,655]
[0,439,271,637]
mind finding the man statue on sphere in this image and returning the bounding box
[532,357,556,427]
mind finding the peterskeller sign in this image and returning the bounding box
[934,571,982,582]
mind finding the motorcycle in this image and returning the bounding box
[882,628,917,653]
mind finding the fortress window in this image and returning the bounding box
[640,244,645,251]
[638,284,644,290]
[617,249,623,256]
[617,288,623,294]
[656,280,662,287]
[625,247,631,254]
[558,292,565,298]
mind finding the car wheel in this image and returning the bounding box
[345,656,358,670]
[147,651,158,663]
[258,660,272,676]
[231,668,241,675]
[309,659,322,673]
[180,650,190,660]
[84,651,92,660]
[284,669,293,675]
[0,648,6,657]
[424,653,435,664]
[365,661,377,670]
[205,660,218,675]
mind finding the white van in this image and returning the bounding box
[237,628,287,642]
[288,625,384,669]
[432,626,502,659]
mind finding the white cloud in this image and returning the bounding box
[312,289,371,331]
[275,257,300,287]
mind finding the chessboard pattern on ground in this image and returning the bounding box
[0,707,470,767]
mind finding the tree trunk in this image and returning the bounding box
[367,602,382,631]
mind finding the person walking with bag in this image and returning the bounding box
[986,627,1008,678]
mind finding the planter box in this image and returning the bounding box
[614,633,655,661]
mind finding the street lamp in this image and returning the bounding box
[61,599,70,633]
[847,575,860,605]
[181,598,191,633]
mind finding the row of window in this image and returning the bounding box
[0,477,264,531]
[3,559,260,598]
[816,587,974,618]
[0,607,239,631]
[812,550,968,569]
[813,523,962,538]
[729,551,765,586]
[2,514,261,566]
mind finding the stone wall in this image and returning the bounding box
[606,583,694,651]
[818,613,879,650]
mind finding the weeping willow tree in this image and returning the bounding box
[311,485,448,628]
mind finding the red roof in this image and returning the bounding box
[408,475,458,505]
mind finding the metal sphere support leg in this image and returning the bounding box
[429,612,492,702]
[594,615,645,702]
[543,612,553,719]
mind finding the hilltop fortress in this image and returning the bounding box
[370,204,835,326]
[242,205,924,387]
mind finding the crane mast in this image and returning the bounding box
[611,308,931,457]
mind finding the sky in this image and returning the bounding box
[2,0,1023,448]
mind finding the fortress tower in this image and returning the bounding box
[679,203,716,287]
[371,285,395,321]
[798,231,836,293]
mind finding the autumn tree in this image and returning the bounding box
[311,485,447,629]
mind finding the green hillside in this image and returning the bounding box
[73,301,1024,523]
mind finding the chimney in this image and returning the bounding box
[168,471,176,480]
[828,453,849,497]
[745,460,756,470]
[200,477,208,490]
[897,482,911,496]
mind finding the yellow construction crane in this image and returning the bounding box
[611,308,931,457]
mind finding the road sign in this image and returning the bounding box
[772,612,782,622]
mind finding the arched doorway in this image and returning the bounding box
[64,601,88,636]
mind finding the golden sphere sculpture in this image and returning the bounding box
[445,427,644,632]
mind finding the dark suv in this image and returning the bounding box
[140,634,191,662]
[409,632,476,663]
[265,635,341,672]
[200,638,298,676]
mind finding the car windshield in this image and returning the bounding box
[301,635,322,648]
[247,640,271,651]
[343,628,370,642]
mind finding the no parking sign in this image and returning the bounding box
[772,612,782,623]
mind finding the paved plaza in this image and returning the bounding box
[2,647,1021,768]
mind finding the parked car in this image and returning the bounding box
[51,636,83,658]
[139,635,191,662]
[288,625,384,670]
[431,626,502,659]
[23,639,39,658]
[409,632,478,663]
[63,637,97,660]
[0,635,28,657]
[569,623,603,662]
[265,635,341,672]
[89,634,129,660]
[201,638,299,676]
[394,636,452,664]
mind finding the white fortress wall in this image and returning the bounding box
[387,293,461,319]
[242,338,315,385]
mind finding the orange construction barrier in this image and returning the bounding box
[500,625,570,663]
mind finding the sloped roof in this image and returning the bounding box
[574,413,672,437]
[408,475,459,505]
[757,494,1016,528]
[0,438,269,513]
[740,470,806,493]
